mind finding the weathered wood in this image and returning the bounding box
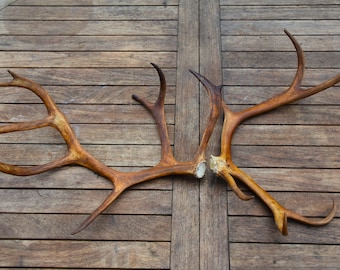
[0,144,167,166]
[222,52,340,68]
[0,240,170,268]
[223,86,339,105]
[235,168,340,192]
[199,0,229,269]
[0,35,178,52]
[222,35,340,51]
[221,0,338,5]
[232,145,339,168]
[0,68,177,86]
[0,124,174,145]
[229,216,340,244]
[171,0,199,268]
[221,6,340,20]
[0,52,176,68]
[1,6,178,20]
[0,20,178,35]
[233,125,340,146]
[0,104,175,124]
[230,243,340,269]
[0,166,173,190]
[223,69,340,86]
[0,189,172,214]
[0,85,176,104]
[0,213,171,241]
[230,105,339,125]
[221,20,340,35]
[15,0,179,5]
[2,104,338,125]
[228,191,340,217]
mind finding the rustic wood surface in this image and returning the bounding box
[0,0,339,269]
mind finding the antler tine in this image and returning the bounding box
[189,70,223,160]
[132,63,176,164]
[209,30,339,235]
[0,71,83,175]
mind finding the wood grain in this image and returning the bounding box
[0,240,170,268]
[199,0,229,269]
[230,243,340,269]
[0,189,172,214]
[171,0,200,269]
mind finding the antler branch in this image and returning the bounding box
[0,63,222,234]
[209,30,339,235]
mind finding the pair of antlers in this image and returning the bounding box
[0,31,339,235]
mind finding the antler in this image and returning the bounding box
[209,30,339,235]
[0,63,222,234]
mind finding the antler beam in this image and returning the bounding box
[0,63,222,234]
[209,30,339,235]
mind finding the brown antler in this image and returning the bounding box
[209,30,339,235]
[0,63,222,234]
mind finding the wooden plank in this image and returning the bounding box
[0,104,175,124]
[229,216,340,244]
[228,191,340,217]
[222,52,340,68]
[0,35,178,52]
[15,0,179,5]
[0,240,170,269]
[231,145,339,168]
[0,85,176,104]
[199,0,229,269]
[0,213,171,241]
[0,189,172,214]
[0,124,174,145]
[221,0,339,5]
[171,0,200,268]
[222,35,340,52]
[0,144,167,166]
[230,243,340,269]
[233,125,340,146]
[223,69,340,86]
[0,68,177,86]
[3,104,337,126]
[221,6,340,20]
[1,6,178,20]
[0,52,177,68]
[221,20,340,35]
[0,20,178,35]
[233,168,340,192]
[223,86,339,105]
[0,166,173,190]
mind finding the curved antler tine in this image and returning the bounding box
[273,199,336,236]
[223,171,254,201]
[287,199,337,226]
[284,30,305,90]
[190,70,223,159]
[132,62,166,109]
[2,70,58,115]
[0,155,72,176]
[72,187,124,235]
[151,62,166,106]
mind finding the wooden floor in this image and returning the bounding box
[0,0,339,269]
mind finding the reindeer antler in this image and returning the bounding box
[0,63,222,234]
[209,30,339,235]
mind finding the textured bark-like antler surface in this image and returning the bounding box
[0,63,222,234]
[209,30,339,235]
